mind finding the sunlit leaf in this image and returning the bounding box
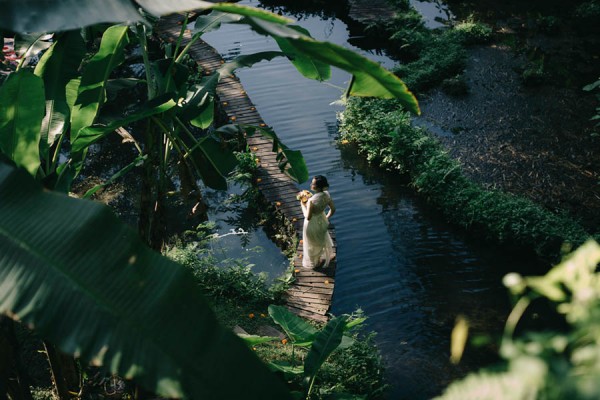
[39,100,70,153]
[189,98,215,129]
[193,11,243,34]
[285,39,419,114]
[450,315,469,365]
[238,334,279,346]
[35,31,86,151]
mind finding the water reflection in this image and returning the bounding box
[409,0,454,28]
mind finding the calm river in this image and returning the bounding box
[201,1,529,398]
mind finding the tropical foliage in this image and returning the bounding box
[0,162,290,399]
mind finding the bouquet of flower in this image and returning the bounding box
[296,190,313,203]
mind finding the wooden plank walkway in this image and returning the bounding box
[157,14,336,323]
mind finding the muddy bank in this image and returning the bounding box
[418,42,599,232]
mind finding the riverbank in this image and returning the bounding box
[339,0,599,260]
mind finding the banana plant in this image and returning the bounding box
[267,305,366,399]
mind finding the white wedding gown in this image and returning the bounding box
[302,191,334,268]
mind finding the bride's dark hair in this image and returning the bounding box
[313,175,329,190]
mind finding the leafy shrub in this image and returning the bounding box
[324,332,390,399]
[573,0,600,33]
[166,243,281,305]
[338,97,589,261]
[454,19,493,44]
[393,30,467,93]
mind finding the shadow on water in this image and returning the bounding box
[201,1,546,398]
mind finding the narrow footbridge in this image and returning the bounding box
[158,14,336,323]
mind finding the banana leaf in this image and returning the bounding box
[247,126,309,183]
[0,70,45,175]
[70,25,130,142]
[268,305,317,346]
[185,136,239,190]
[244,16,420,114]
[304,316,348,387]
[192,11,244,34]
[0,162,291,400]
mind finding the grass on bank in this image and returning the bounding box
[338,97,590,262]
[167,241,390,399]
[363,0,492,95]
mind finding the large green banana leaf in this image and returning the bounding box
[244,16,420,114]
[268,305,318,346]
[0,162,291,400]
[303,316,348,386]
[70,25,130,142]
[246,126,309,183]
[186,136,239,190]
[0,0,292,33]
[0,70,45,175]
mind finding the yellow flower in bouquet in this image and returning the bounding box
[296,190,313,203]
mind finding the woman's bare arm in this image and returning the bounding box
[301,200,313,220]
[326,198,336,220]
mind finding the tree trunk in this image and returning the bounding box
[0,317,33,400]
[138,125,167,251]
[43,342,80,400]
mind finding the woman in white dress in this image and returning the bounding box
[300,175,336,269]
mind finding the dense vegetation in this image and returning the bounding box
[0,0,419,398]
[339,97,590,261]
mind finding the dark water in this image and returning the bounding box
[202,2,532,398]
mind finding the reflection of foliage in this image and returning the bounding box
[437,241,600,399]
[257,0,346,21]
